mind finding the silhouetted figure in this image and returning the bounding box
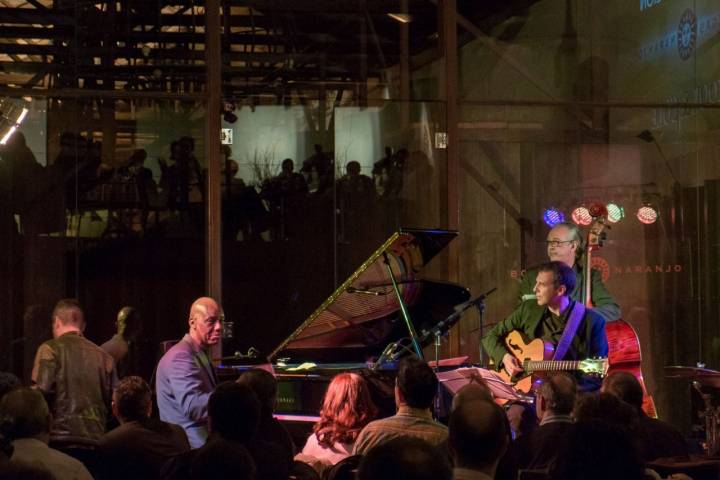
[602,372,688,461]
[236,369,295,462]
[302,144,333,194]
[449,399,510,480]
[358,437,452,480]
[261,159,308,240]
[336,161,375,243]
[100,376,190,480]
[100,306,143,379]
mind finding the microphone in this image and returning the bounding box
[346,286,388,296]
[372,340,400,370]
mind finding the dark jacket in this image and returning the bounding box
[31,332,117,446]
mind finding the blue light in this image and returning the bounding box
[543,208,565,227]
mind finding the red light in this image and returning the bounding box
[572,207,592,225]
[637,205,658,224]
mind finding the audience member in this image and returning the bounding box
[358,437,452,480]
[573,391,638,427]
[549,420,645,480]
[504,373,577,479]
[451,382,494,411]
[189,438,255,480]
[0,373,20,401]
[297,372,378,469]
[100,306,143,378]
[236,368,295,461]
[353,356,447,454]
[31,299,117,471]
[0,462,56,480]
[100,376,190,480]
[603,372,688,461]
[0,388,92,480]
[449,399,510,480]
[161,381,288,480]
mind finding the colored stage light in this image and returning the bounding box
[637,205,658,224]
[571,206,592,225]
[543,208,565,227]
[606,203,625,223]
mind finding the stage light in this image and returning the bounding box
[571,206,592,225]
[0,101,29,146]
[543,207,565,227]
[606,203,625,223]
[637,204,658,224]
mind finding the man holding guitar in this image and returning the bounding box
[482,261,608,392]
[518,222,621,323]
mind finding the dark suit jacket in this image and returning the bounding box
[99,418,190,480]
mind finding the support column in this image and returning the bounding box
[205,0,222,304]
[442,0,460,357]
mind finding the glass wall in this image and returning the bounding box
[1,0,719,434]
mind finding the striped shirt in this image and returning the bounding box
[352,406,448,455]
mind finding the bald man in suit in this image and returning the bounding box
[155,298,222,448]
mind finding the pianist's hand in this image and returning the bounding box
[502,353,523,377]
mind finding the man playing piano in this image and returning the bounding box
[482,261,608,393]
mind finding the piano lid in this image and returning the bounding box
[268,228,466,363]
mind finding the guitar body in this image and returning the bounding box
[499,330,554,394]
[605,319,657,417]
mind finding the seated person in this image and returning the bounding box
[236,368,295,461]
[482,261,608,392]
[353,357,448,454]
[100,376,190,480]
[358,437,451,480]
[0,388,92,480]
[296,373,378,470]
[602,372,688,461]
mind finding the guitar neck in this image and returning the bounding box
[525,360,581,373]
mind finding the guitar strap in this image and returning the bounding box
[552,301,586,361]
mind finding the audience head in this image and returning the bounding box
[113,376,152,423]
[550,420,644,480]
[52,298,85,337]
[396,356,437,410]
[451,381,493,411]
[313,372,378,448]
[117,306,142,340]
[188,297,223,348]
[537,373,577,418]
[236,368,278,418]
[346,161,361,176]
[281,158,294,173]
[0,462,56,480]
[0,388,50,441]
[0,372,20,402]
[189,439,256,480]
[208,381,260,443]
[449,399,509,473]
[602,372,644,413]
[358,437,451,480]
[574,392,638,429]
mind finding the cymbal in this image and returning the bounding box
[664,365,720,378]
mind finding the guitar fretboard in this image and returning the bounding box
[524,360,580,372]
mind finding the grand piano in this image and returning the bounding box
[220,228,470,420]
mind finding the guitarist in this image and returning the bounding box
[518,222,621,323]
[482,261,608,393]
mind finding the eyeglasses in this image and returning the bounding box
[545,240,574,248]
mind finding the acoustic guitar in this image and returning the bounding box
[583,204,657,417]
[498,330,609,394]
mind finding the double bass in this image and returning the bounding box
[584,204,657,417]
